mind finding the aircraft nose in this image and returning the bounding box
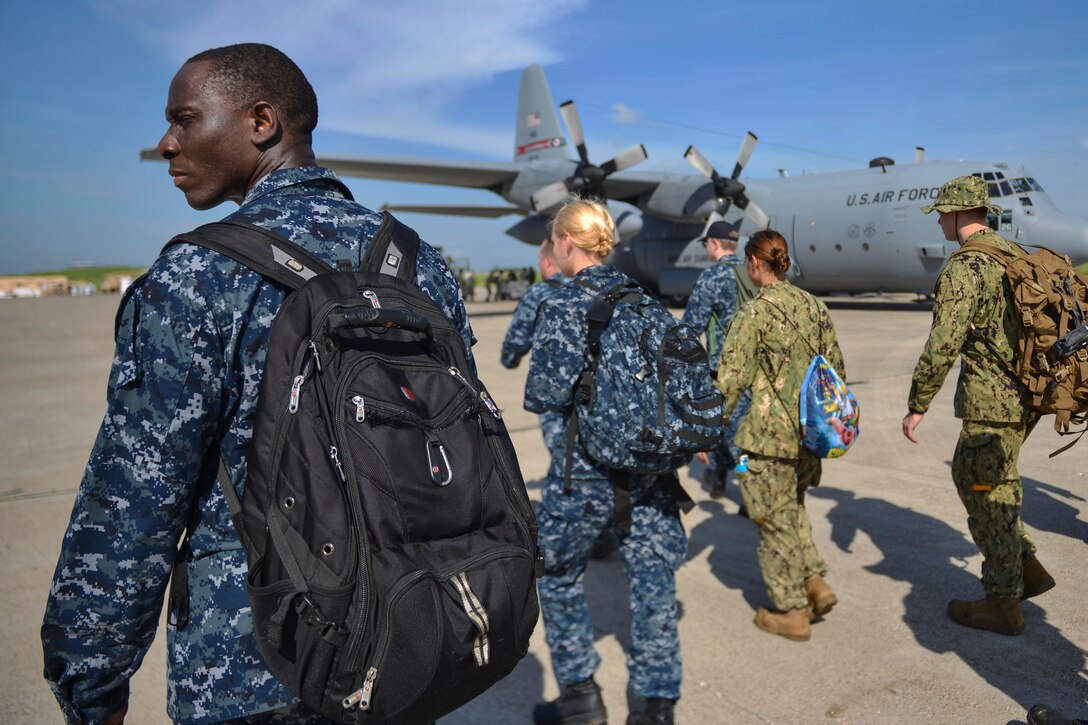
[1024,212,1088,265]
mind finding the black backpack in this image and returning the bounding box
[165,213,540,724]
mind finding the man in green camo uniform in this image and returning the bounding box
[715,229,844,642]
[903,175,1055,636]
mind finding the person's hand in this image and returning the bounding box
[902,411,924,443]
[696,451,709,465]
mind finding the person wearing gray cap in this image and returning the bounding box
[683,221,750,506]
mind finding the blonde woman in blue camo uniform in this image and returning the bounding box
[525,198,686,725]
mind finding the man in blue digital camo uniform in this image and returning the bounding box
[903,175,1054,636]
[41,44,474,725]
[682,221,750,502]
[526,200,686,725]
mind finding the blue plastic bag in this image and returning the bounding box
[799,354,859,458]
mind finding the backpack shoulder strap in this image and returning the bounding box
[951,236,1025,267]
[361,211,420,282]
[164,220,336,291]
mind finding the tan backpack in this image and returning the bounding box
[953,238,1088,453]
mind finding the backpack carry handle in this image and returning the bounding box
[327,305,431,335]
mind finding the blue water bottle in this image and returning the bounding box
[735,454,748,474]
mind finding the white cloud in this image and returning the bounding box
[610,102,640,125]
[95,0,588,157]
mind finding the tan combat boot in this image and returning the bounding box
[947,596,1025,636]
[754,607,812,641]
[1021,555,1056,600]
[805,574,838,618]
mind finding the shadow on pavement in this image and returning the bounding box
[686,496,766,611]
[1021,476,1088,544]
[810,485,1088,715]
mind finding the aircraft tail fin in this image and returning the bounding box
[514,64,569,163]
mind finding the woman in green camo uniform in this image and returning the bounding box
[714,229,846,642]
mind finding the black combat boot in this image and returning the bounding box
[1027,703,1088,725]
[533,677,607,725]
[626,698,676,725]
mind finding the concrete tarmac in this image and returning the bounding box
[1,294,1085,724]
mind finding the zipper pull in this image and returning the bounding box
[480,389,502,419]
[449,367,502,418]
[307,340,322,373]
[329,446,346,482]
[342,667,378,710]
[352,395,366,423]
[288,374,304,414]
[448,366,475,392]
[362,290,381,309]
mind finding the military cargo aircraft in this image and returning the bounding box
[141,65,1088,298]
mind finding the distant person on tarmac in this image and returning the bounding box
[683,221,750,502]
[40,43,472,724]
[903,175,1054,636]
[526,198,686,725]
[714,229,845,642]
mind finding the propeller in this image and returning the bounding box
[530,100,648,212]
[684,131,769,229]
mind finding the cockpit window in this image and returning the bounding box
[999,181,1012,196]
[971,172,982,179]
[987,182,1000,197]
[1011,178,1032,193]
[995,172,1006,180]
[1027,178,1044,192]
[983,172,996,181]
[1019,196,1033,207]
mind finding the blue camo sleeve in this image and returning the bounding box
[41,260,225,724]
[681,269,714,333]
[412,240,477,372]
[501,284,544,368]
[524,293,585,414]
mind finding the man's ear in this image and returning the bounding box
[250,101,280,146]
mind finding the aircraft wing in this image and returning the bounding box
[316,154,520,193]
[380,204,526,218]
[600,171,666,205]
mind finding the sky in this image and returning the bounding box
[1,0,1086,275]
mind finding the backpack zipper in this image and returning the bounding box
[449,366,502,418]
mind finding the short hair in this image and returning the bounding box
[550,197,615,259]
[187,43,318,138]
[745,229,791,276]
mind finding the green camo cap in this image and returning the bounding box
[921,175,1002,216]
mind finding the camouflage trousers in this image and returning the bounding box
[737,452,827,612]
[706,391,752,483]
[952,417,1038,598]
[536,473,687,699]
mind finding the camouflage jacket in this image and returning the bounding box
[41,167,474,724]
[681,255,741,363]
[501,273,566,368]
[715,279,845,459]
[525,264,635,481]
[908,228,1024,422]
